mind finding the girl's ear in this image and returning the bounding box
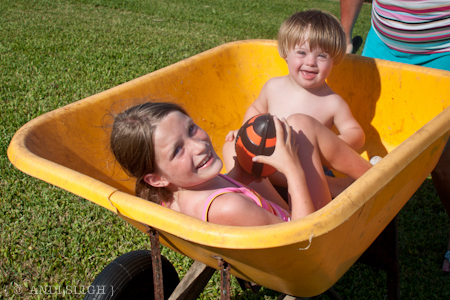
[143,173,169,188]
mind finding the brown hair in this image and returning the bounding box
[277,10,346,65]
[110,102,189,204]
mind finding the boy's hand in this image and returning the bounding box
[225,129,239,142]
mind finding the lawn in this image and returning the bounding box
[1,0,449,299]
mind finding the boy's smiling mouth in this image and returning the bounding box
[301,70,317,79]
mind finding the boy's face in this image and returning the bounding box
[285,41,334,91]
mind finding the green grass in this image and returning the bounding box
[1,0,448,299]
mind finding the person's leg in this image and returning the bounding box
[295,117,372,180]
[286,114,372,209]
[340,0,364,54]
[285,114,332,209]
[222,139,237,172]
[268,159,356,199]
[327,176,356,198]
[431,143,450,272]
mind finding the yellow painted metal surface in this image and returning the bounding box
[7,40,450,297]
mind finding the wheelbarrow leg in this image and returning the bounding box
[168,261,215,300]
[277,287,342,300]
[171,257,231,300]
[385,217,400,300]
[218,258,231,300]
[146,226,228,299]
[358,215,400,300]
[147,227,165,300]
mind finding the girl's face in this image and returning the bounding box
[285,40,334,91]
[149,111,223,191]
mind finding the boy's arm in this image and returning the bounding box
[222,80,272,172]
[241,81,271,124]
[333,96,365,151]
[224,81,272,143]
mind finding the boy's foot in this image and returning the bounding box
[370,156,382,165]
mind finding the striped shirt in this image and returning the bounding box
[371,0,450,54]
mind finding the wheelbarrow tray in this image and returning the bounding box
[7,40,450,297]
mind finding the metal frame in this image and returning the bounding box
[146,216,400,300]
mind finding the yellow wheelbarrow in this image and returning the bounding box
[7,40,450,299]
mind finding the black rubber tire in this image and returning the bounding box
[83,250,179,300]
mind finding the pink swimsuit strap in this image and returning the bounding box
[201,174,291,222]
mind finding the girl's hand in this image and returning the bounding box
[253,116,315,219]
[225,129,239,142]
[252,117,302,177]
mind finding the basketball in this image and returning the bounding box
[235,114,277,178]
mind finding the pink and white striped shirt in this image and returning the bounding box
[371,0,450,54]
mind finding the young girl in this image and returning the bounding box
[110,102,371,226]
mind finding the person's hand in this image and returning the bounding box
[252,117,302,177]
[225,129,239,142]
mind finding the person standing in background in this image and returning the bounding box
[339,0,450,272]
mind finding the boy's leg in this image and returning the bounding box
[222,140,237,172]
[327,176,355,198]
[286,114,372,208]
[302,118,372,180]
[286,114,333,209]
[268,157,355,198]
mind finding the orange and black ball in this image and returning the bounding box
[235,114,277,178]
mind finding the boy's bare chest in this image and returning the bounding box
[267,97,334,127]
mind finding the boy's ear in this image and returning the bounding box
[143,173,169,188]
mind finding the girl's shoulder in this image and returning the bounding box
[177,175,240,218]
[206,192,285,226]
[205,192,262,224]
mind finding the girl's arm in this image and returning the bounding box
[253,117,315,220]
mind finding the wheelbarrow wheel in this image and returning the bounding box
[83,250,179,300]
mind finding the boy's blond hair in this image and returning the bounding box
[278,10,346,65]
